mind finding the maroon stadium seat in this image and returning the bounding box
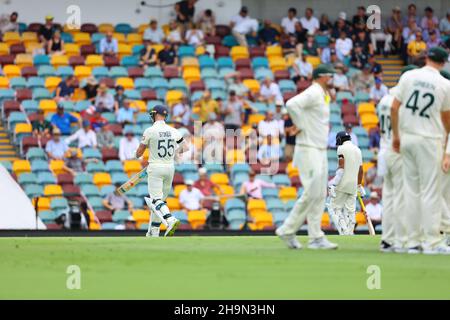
[214,45,230,58]
[274,69,290,81]
[290,175,301,188]
[172,172,184,185]
[80,23,98,34]
[163,65,179,79]
[21,136,39,154]
[21,67,38,78]
[99,77,115,88]
[0,55,15,66]
[104,55,120,67]
[9,43,25,55]
[58,174,74,186]
[341,103,357,116]
[127,67,144,78]
[190,80,205,93]
[140,89,157,101]
[108,124,123,136]
[96,210,113,223]
[69,55,85,67]
[80,44,96,56]
[250,163,262,174]
[283,91,296,102]
[62,185,81,201]
[101,147,119,162]
[45,223,63,230]
[215,25,231,38]
[239,68,254,80]
[3,100,21,117]
[297,79,312,92]
[235,58,251,70]
[27,23,42,32]
[27,112,39,122]
[205,35,222,46]
[249,47,265,58]
[342,114,359,126]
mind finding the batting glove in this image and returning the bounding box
[358,184,366,197]
[328,185,337,198]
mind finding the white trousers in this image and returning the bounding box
[441,171,450,234]
[401,133,444,248]
[381,148,406,247]
[278,145,327,239]
[370,32,392,52]
[147,163,175,224]
[329,190,356,234]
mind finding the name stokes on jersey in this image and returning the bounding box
[156,131,175,158]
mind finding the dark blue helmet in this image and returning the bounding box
[336,131,351,146]
[150,105,168,121]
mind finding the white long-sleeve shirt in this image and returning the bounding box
[65,128,97,149]
[119,137,140,161]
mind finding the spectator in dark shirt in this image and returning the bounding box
[55,75,76,102]
[352,6,368,27]
[282,34,298,56]
[39,15,56,43]
[369,127,380,152]
[83,76,99,102]
[175,0,198,35]
[331,15,351,39]
[283,110,299,162]
[303,34,320,56]
[318,14,333,35]
[258,19,279,45]
[350,43,368,69]
[114,85,126,112]
[139,44,157,68]
[90,110,108,132]
[47,29,64,55]
[368,54,382,76]
[158,42,178,67]
[32,109,52,139]
[354,29,372,54]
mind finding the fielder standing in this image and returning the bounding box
[276,65,338,250]
[391,47,450,254]
[135,105,187,237]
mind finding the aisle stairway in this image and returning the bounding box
[0,123,19,162]
[375,54,404,87]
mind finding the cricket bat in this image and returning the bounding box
[116,166,148,195]
[357,193,376,236]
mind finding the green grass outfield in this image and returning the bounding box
[0,235,449,299]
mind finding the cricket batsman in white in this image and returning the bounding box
[135,105,188,237]
[377,65,418,252]
[327,131,364,236]
[275,64,338,250]
[391,47,450,254]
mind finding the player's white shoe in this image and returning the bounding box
[407,246,422,254]
[308,237,338,250]
[275,228,302,249]
[146,227,160,238]
[379,240,395,253]
[422,244,450,255]
[164,217,181,237]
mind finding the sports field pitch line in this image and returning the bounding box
[0,236,449,299]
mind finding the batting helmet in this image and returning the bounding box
[150,105,169,121]
[336,131,351,146]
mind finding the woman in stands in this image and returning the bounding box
[47,29,64,55]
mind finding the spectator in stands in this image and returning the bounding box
[0,11,18,34]
[90,110,108,132]
[407,31,426,64]
[143,19,165,44]
[99,31,118,57]
[51,105,80,135]
[176,133,197,163]
[172,96,191,126]
[96,124,114,149]
[95,83,115,112]
[369,77,388,104]
[257,134,281,164]
[239,170,276,199]
[119,130,140,161]
[65,120,97,149]
[179,179,204,211]
[369,127,380,152]
[332,63,350,92]
[258,19,279,46]
[370,11,393,56]
[365,156,383,190]
[45,128,68,160]
[222,90,244,131]
[202,113,224,163]
[303,34,320,56]
[350,63,375,93]
[185,22,204,47]
[387,6,403,52]
[194,90,219,123]
[167,20,183,44]
[293,21,308,55]
[172,117,190,137]
[139,44,157,68]
[350,43,368,70]
[194,167,221,197]
[258,77,283,105]
[439,11,450,36]
[336,30,353,61]
[292,52,313,81]
[365,192,383,226]
[39,15,56,43]
[175,0,197,33]
[116,100,136,125]
[281,8,298,35]
[402,16,421,46]
[83,76,99,103]
[422,19,441,43]
[352,6,368,27]
[318,14,333,35]
[367,55,382,76]
[354,29,373,55]
[258,110,282,138]
[32,109,52,139]
[230,6,258,47]
[321,37,338,65]
[426,30,441,49]
[197,9,216,36]
[300,7,319,35]
[420,6,439,30]
[224,72,249,98]
[55,75,76,102]
[282,34,299,56]
[344,123,359,146]
[113,85,125,112]
[62,148,84,176]
[103,183,133,213]
[331,13,351,39]
[403,3,420,26]
[283,109,298,162]
[47,29,64,55]
[158,42,178,67]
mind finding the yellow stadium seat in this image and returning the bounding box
[279,186,297,202]
[129,100,146,112]
[247,113,265,126]
[166,197,181,210]
[0,76,9,88]
[132,209,149,223]
[247,199,267,212]
[63,24,81,35]
[43,184,63,197]
[93,172,112,188]
[39,99,58,113]
[13,159,31,176]
[127,33,143,46]
[15,53,33,67]
[362,162,374,173]
[269,57,287,72]
[21,32,38,44]
[49,160,66,175]
[165,90,183,106]
[306,56,321,68]
[321,213,330,228]
[358,102,376,117]
[44,77,62,92]
[182,57,199,69]
[151,44,164,54]
[85,54,104,67]
[250,211,273,230]
[35,197,51,211]
[74,66,92,79]
[113,32,127,44]
[0,42,9,55]
[230,46,249,61]
[118,44,132,58]
[161,24,170,35]
[3,64,21,78]
[182,68,201,85]
[2,32,20,44]
[266,45,283,58]
[89,221,101,230]
[51,55,69,67]
[210,173,229,186]
[14,123,32,136]
[137,24,148,34]
[243,79,260,93]
[226,149,245,164]
[63,43,80,56]
[73,32,91,46]
[188,210,208,229]
[286,55,296,67]
[286,162,299,177]
[123,160,142,176]
[115,77,134,89]
[25,42,43,54]
[98,23,114,33]
[195,46,206,56]
[356,212,367,225]
[361,114,379,130]
[174,184,187,197]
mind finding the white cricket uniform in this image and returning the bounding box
[141,120,184,201]
[330,141,362,232]
[441,124,450,234]
[377,88,406,247]
[278,82,330,239]
[393,66,450,249]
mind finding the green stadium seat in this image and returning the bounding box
[18,172,37,186]
[272,174,291,187]
[144,67,163,79]
[33,54,50,66]
[74,173,94,185]
[26,147,47,161]
[101,222,119,230]
[9,77,27,89]
[26,77,45,89]
[100,185,115,197]
[86,161,106,173]
[92,66,109,79]
[25,184,43,198]
[134,77,152,90]
[261,188,279,200]
[111,172,129,185]
[81,184,100,197]
[56,66,74,78]
[112,210,132,223]
[83,148,102,160]
[37,65,56,77]
[30,159,49,173]
[32,88,52,100]
[105,160,123,173]
[50,197,69,212]
[39,210,58,223]
[109,66,128,78]
[37,171,56,185]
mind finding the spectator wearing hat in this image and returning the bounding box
[407,31,426,64]
[222,90,245,131]
[62,148,84,176]
[51,105,80,135]
[258,77,283,105]
[45,128,69,160]
[83,76,99,102]
[114,85,126,112]
[387,6,403,51]
[420,6,439,30]
[103,183,133,213]
[96,123,115,149]
[39,15,56,43]
[239,170,276,199]
[369,77,388,104]
[119,130,140,161]
[369,11,393,56]
[439,11,450,36]
[116,100,136,125]
[90,110,108,132]
[350,63,375,93]
[0,11,19,34]
[293,51,313,82]
[158,42,178,67]
[143,19,165,44]
[258,19,279,46]
[99,31,118,57]
[365,192,383,226]
[194,167,221,197]
[300,7,319,35]
[55,75,76,102]
[194,90,219,123]
[139,43,157,68]
[172,96,191,126]
[201,113,225,163]
[230,6,258,47]
[65,120,97,149]
[336,30,353,61]
[281,8,299,35]
[32,109,53,139]
[350,43,368,69]
[95,83,115,112]
[179,180,204,211]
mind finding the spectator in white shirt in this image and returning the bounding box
[143,19,165,44]
[65,120,97,149]
[99,31,118,57]
[230,6,258,47]
[258,77,283,104]
[332,63,350,91]
[365,192,382,226]
[95,84,115,112]
[185,22,204,46]
[167,20,183,44]
[299,8,319,35]
[370,78,388,104]
[336,30,353,61]
[202,113,225,163]
[439,11,450,36]
[179,180,204,211]
[293,52,313,81]
[257,135,281,164]
[172,96,191,126]
[281,7,299,34]
[258,111,282,138]
[119,131,140,161]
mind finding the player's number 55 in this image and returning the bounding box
[157,139,175,157]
